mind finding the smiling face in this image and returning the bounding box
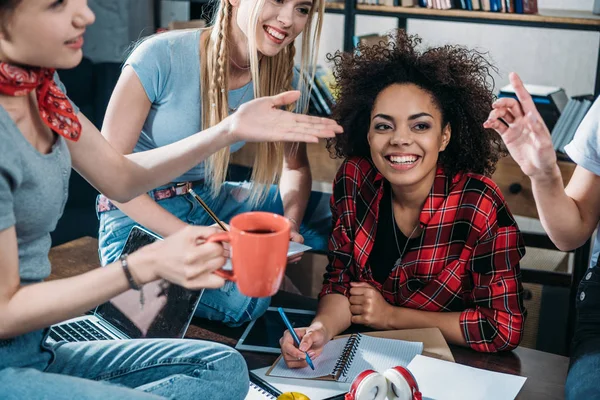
[0,0,95,69]
[368,83,451,189]
[235,0,313,57]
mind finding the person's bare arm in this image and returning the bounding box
[0,225,228,339]
[485,73,600,250]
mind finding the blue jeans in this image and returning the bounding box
[566,262,600,399]
[98,181,332,327]
[0,330,248,399]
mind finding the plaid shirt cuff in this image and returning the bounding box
[318,283,350,300]
[460,309,524,352]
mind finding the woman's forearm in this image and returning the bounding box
[280,144,312,228]
[70,114,233,203]
[531,165,598,251]
[0,250,154,339]
[280,164,311,228]
[312,294,353,340]
[389,307,467,347]
[110,194,188,238]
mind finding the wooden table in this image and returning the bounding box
[49,237,570,399]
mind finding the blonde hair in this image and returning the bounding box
[200,0,324,204]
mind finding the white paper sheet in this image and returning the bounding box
[407,355,527,400]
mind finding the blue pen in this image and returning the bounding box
[278,307,315,370]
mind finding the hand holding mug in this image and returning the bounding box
[128,225,227,290]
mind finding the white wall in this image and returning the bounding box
[309,0,599,96]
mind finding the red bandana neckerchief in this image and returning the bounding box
[0,63,81,141]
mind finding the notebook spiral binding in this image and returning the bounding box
[332,333,363,379]
[249,382,277,399]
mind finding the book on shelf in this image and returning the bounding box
[522,0,538,14]
[514,0,523,13]
[551,96,594,155]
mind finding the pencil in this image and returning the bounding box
[187,188,228,231]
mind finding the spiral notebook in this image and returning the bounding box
[266,333,423,383]
[246,372,282,400]
[246,382,278,400]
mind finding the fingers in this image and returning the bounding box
[509,72,537,116]
[287,254,303,264]
[298,330,315,352]
[350,281,373,288]
[188,273,226,290]
[280,330,310,368]
[289,232,305,244]
[183,252,227,280]
[349,286,370,297]
[525,111,551,144]
[291,121,342,136]
[270,90,302,107]
[293,114,344,133]
[487,108,515,125]
[186,225,222,240]
[349,304,363,315]
[483,119,509,136]
[492,97,524,119]
[349,294,365,304]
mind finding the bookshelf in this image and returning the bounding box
[325,1,600,95]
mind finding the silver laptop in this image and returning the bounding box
[46,226,203,345]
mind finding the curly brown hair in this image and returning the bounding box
[327,30,505,177]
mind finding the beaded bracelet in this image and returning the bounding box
[120,254,144,308]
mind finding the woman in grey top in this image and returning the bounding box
[0,1,341,399]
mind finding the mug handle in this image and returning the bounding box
[206,232,236,281]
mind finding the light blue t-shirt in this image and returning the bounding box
[564,97,600,267]
[126,30,251,183]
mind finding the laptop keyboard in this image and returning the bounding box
[49,320,115,343]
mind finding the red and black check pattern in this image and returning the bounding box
[320,157,526,352]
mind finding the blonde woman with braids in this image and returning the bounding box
[97,0,327,327]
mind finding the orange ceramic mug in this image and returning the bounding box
[207,212,291,298]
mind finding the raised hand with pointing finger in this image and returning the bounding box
[483,72,559,181]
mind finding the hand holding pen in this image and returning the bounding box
[278,308,315,370]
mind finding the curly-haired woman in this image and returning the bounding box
[280,30,527,361]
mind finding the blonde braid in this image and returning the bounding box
[205,1,231,193]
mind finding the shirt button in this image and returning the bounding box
[586,272,592,281]
[580,291,586,301]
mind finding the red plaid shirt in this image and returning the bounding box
[320,157,526,352]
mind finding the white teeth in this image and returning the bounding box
[389,155,418,164]
[266,27,285,40]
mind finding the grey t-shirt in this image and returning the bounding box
[0,75,77,283]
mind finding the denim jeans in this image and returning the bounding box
[0,330,248,400]
[98,181,332,327]
[566,262,600,399]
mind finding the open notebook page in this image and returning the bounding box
[342,336,423,382]
[268,336,349,379]
[268,334,423,382]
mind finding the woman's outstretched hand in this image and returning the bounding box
[483,72,558,181]
[225,90,343,144]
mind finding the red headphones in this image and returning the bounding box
[345,367,422,400]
